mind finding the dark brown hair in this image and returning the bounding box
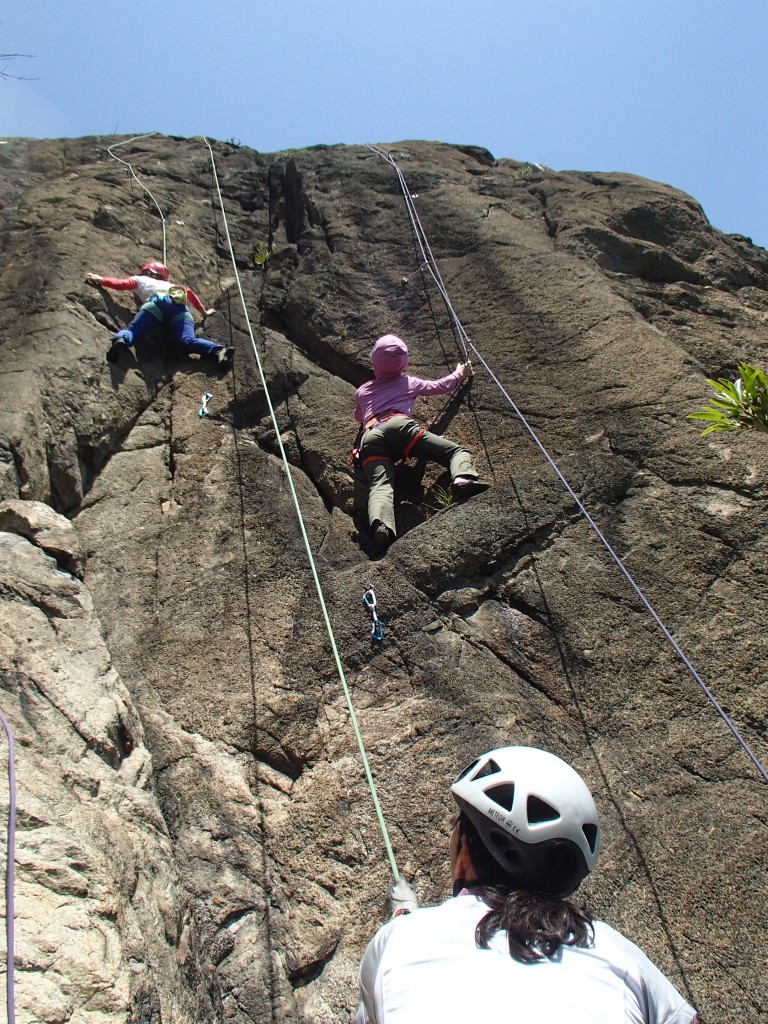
[458,812,594,964]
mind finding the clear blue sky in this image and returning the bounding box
[2,0,766,248]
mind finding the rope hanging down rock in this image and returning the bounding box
[202,136,401,877]
[366,143,768,787]
[106,132,168,266]
[0,709,16,1024]
[101,132,401,878]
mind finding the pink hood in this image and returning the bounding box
[371,334,409,377]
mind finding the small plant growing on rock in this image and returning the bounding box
[514,162,550,181]
[402,484,456,522]
[253,242,271,267]
[429,485,456,510]
[688,362,768,436]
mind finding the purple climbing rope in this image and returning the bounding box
[0,709,15,1024]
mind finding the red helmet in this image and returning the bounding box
[140,261,169,280]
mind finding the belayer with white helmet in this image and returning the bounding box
[356,746,697,1024]
[354,334,489,558]
[85,261,234,367]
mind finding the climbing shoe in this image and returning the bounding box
[106,338,128,364]
[451,477,491,500]
[216,346,234,367]
[371,522,395,559]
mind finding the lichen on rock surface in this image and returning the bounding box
[0,135,766,1022]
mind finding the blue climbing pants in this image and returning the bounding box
[113,294,223,358]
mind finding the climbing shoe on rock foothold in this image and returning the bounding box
[451,477,491,500]
[106,338,128,364]
[216,346,234,367]
[371,522,395,559]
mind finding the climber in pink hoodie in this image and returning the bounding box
[354,334,489,557]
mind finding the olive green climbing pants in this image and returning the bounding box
[359,416,478,534]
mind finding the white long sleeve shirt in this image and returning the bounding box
[356,893,696,1024]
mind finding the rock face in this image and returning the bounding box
[0,509,215,1021]
[0,135,767,1022]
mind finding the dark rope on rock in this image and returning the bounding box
[203,136,402,876]
[206,164,283,1020]
[509,479,699,1007]
[389,153,494,480]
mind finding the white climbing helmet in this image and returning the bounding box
[451,746,599,897]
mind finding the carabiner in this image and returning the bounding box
[363,587,384,642]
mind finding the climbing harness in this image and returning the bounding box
[0,709,16,1024]
[198,392,213,418]
[203,137,401,878]
[363,587,384,642]
[367,143,768,787]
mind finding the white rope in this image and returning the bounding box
[106,132,168,265]
[367,144,768,786]
[203,137,401,876]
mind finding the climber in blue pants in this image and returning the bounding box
[86,260,234,366]
[115,292,223,359]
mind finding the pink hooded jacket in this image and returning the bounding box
[354,335,464,425]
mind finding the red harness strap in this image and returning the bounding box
[402,428,427,460]
[354,416,425,470]
[360,454,395,469]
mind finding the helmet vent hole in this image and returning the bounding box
[472,758,501,781]
[454,758,479,784]
[527,795,560,824]
[582,823,598,853]
[484,782,515,812]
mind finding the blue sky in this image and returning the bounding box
[2,0,766,247]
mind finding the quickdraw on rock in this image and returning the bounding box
[363,586,384,642]
[199,392,213,418]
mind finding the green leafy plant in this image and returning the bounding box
[421,485,456,517]
[430,485,456,509]
[688,362,768,436]
[402,485,456,521]
[514,162,551,181]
